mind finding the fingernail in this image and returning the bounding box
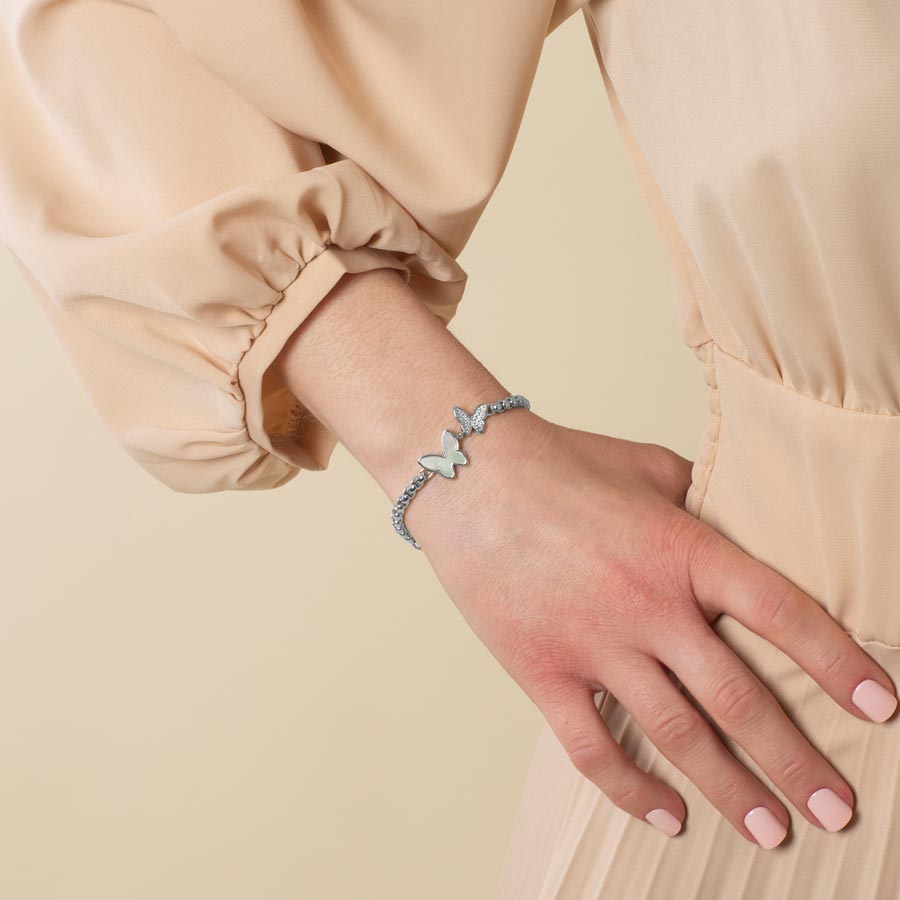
[645,808,683,836]
[807,788,853,832]
[744,806,787,848]
[851,679,898,723]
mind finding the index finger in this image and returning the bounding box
[688,526,898,724]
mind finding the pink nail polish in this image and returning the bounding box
[807,788,853,832]
[744,806,787,848]
[851,679,898,723]
[645,808,683,836]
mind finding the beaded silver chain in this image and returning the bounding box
[391,394,531,549]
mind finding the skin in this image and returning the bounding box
[273,265,897,847]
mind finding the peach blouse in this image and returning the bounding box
[1,0,585,492]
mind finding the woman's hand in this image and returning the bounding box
[272,268,896,846]
[404,412,898,847]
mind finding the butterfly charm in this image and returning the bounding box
[418,429,468,478]
[452,403,490,436]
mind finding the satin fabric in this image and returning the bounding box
[498,3,900,898]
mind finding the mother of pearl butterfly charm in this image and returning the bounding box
[417,404,492,477]
[394,395,530,548]
[418,429,469,478]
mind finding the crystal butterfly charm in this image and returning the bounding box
[452,403,490,436]
[418,429,468,478]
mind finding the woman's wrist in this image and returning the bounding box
[401,407,562,556]
[272,266,512,498]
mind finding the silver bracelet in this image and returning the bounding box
[391,394,531,549]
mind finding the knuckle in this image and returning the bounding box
[566,738,614,781]
[655,510,702,564]
[679,522,725,595]
[508,631,578,684]
[648,513,706,596]
[608,778,642,809]
[653,708,702,754]
[710,672,767,728]
[752,581,800,636]
[817,643,852,681]
[776,754,811,791]
[528,675,577,714]
[595,554,646,600]
[711,773,745,807]
[643,443,692,487]
[680,516,721,566]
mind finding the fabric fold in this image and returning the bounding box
[9,156,467,491]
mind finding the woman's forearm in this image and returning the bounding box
[272,267,525,502]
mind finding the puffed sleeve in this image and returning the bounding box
[0,0,586,492]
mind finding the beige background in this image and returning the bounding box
[0,14,707,900]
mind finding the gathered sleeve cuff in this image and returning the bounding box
[9,160,466,491]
